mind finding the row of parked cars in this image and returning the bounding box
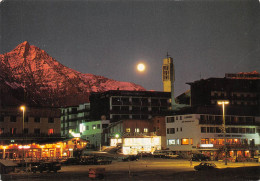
[62,156,112,165]
[153,151,181,159]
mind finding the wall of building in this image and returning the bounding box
[80,120,110,148]
[166,114,260,158]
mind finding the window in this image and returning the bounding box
[180,116,182,120]
[208,127,214,133]
[24,128,28,134]
[135,128,140,132]
[10,116,16,122]
[97,124,100,129]
[48,118,54,123]
[190,139,193,145]
[144,128,148,133]
[48,129,54,135]
[201,127,206,133]
[34,117,40,123]
[92,125,96,130]
[0,128,4,134]
[0,115,4,122]
[168,139,175,145]
[102,124,108,129]
[86,126,89,130]
[24,116,29,122]
[176,139,180,145]
[167,117,174,123]
[34,128,40,134]
[167,128,175,134]
[201,138,209,144]
[126,128,130,132]
[180,127,182,132]
[10,128,16,134]
[181,138,189,145]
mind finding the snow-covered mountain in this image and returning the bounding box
[0,41,145,107]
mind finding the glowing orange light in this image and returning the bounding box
[20,105,26,111]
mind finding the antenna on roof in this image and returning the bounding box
[166,52,170,58]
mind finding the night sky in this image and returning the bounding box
[1,0,260,96]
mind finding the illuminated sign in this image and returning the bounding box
[18,145,30,149]
[200,144,214,148]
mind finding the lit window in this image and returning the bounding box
[190,139,193,145]
[92,125,96,129]
[48,129,54,135]
[144,128,148,133]
[181,138,189,145]
[10,128,16,134]
[0,128,4,134]
[135,128,140,132]
[168,139,175,145]
[126,128,130,132]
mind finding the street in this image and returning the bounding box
[1,158,260,181]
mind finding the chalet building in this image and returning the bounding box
[166,114,260,160]
[89,90,171,122]
[0,106,61,145]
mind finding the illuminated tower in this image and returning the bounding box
[162,54,175,108]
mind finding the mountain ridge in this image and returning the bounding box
[0,41,145,107]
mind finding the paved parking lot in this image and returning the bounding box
[2,158,260,181]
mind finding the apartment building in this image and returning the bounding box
[166,114,260,160]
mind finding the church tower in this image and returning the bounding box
[162,54,175,108]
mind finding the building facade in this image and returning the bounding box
[89,90,171,122]
[60,103,90,137]
[79,120,110,148]
[106,119,164,154]
[187,72,260,116]
[166,114,260,160]
[0,106,61,145]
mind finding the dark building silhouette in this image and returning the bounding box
[186,72,260,116]
[89,90,171,122]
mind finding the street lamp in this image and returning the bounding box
[217,100,229,165]
[20,105,26,171]
[20,106,26,134]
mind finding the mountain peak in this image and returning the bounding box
[14,41,31,57]
[0,42,146,107]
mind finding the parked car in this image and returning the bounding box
[164,153,180,159]
[122,155,139,161]
[137,152,153,158]
[153,150,166,158]
[61,157,81,165]
[31,162,61,173]
[194,162,217,171]
[192,154,210,161]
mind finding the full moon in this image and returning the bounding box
[137,63,145,72]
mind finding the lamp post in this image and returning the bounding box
[20,105,26,171]
[20,106,25,133]
[217,100,229,165]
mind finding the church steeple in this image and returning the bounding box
[162,54,175,109]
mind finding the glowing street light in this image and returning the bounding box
[20,105,26,171]
[20,106,26,134]
[217,100,229,165]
